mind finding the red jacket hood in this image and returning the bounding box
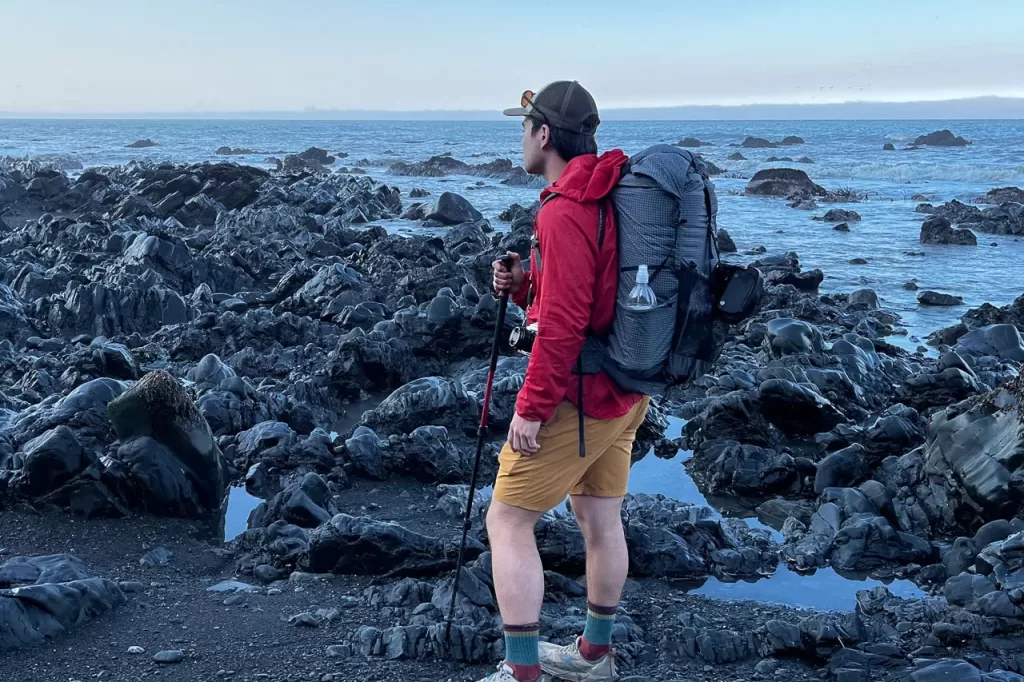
[541,149,628,203]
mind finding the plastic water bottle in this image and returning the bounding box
[626,264,658,311]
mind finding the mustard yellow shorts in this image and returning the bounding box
[493,397,651,512]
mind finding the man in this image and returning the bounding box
[479,81,650,682]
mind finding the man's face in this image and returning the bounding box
[521,117,546,176]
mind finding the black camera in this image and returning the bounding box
[508,322,538,356]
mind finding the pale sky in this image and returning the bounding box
[1,0,1022,114]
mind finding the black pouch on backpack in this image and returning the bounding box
[711,263,763,324]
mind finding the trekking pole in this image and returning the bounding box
[444,257,512,646]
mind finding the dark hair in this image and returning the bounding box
[530,116,598,161]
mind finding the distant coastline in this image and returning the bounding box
[2,96,1024,121]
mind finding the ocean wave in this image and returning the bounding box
[808,162,1024,184]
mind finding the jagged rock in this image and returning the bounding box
[692,441,800,496]
[830,514,935,571]
[303,514,449,576]
[921,216,977,246]
[919,291,964,307]
[717,229,737,253]
[0,555,125,652]
[815,209,862,223]
[815,445,871,494]
[759,379,846,435]
[914,130,972,147]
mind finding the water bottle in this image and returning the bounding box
[626,264,658,311]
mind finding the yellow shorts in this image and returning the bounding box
[493,397,651,512]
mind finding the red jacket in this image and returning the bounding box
[513,150,644,423]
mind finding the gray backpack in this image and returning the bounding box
[579,144,726,397]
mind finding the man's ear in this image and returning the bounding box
[539,123,552,150]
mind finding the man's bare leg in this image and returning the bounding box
[571,494,628,660]
[487,499,546,681]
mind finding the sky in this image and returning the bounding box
[1,0,1023,114]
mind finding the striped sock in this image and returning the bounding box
[580,602,616,661]
[504,623,541,681]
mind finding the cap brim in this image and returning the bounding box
[502,107,530,117]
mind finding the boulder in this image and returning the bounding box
[847,289,879,311]
[717,229,737,253]
[955,324,1024,363]
[815,445,871,494]
[978,187,1024,205]
[107,370,229,515]
[919,291,964,307]
[883,143,897,151]
[741,137,778,149]
[913,130,972,147]
[815,209,862,223]
[303,514,449,576]
[745,169,826,198]
[676,137,710,147]
[779,136,806,145]
[920,216,977,246]
[728,152,747,161]
[830,515,935,571]
[759,379,846,435]
[125,139,157,148]
[423,192,483,226]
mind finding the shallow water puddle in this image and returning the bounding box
[631,418,925,611]
[223,485,263,542]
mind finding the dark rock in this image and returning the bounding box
[978,187,1024,205]
[831,514,935,571]
[759,379,846,435]
[107,370,229,516]
[955,325,1024,363]
[303,514,448,576]
[883,143,897,151]
[815,445,871,494]
[911,659,982,681]
[126,139,157,148]
[745,169,826,198]
[919,291,964,307]
[409,188,431,198]
[717,229,737,253]
[676,138,711,147]
[921,216,977,246]
[741,137,778,149]
[914,130,972,147]
[728,152,747,161]
[815,209,862,223]
[847,289,879,310]
[140,547,174,567]
[215,147,257,156]
[423,192,483,226]
[779,136,806,145]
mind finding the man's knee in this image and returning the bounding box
[487,500,541,539]
[571,496,625,545]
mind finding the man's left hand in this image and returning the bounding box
[508,412,542,456]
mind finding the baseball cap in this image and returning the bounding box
[503,81,601,134]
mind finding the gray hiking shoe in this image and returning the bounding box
[476,662,553,682]
[538,638,617,682]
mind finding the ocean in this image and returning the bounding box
[3,117,1024,345]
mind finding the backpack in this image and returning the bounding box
[577,144,762,397]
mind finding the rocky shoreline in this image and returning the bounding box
[2,154,1024,681]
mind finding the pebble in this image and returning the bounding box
[267,588,283,596]
[326,644,352,659]
[119,581,146,593]
[289,612,321,628]
[704,665,714,672]
[216,671,236,678]
[206,580,260,593]
[153,649,185,664]
[223,595,247,606]
[128,646,145,654]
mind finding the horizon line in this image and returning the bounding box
[4,95,1024,121]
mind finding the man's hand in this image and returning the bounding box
[492,251,525,297]
[508,412,542,456]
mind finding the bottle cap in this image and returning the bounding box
[636,264,649,284]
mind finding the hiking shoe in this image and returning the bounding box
[476,662,553,682]
[538,638,617,682]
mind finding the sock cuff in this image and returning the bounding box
[504,623,541,636]
[587,602,617,617]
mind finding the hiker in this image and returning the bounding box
[481,81,650,682]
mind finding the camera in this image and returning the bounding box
[508,322,538,356]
